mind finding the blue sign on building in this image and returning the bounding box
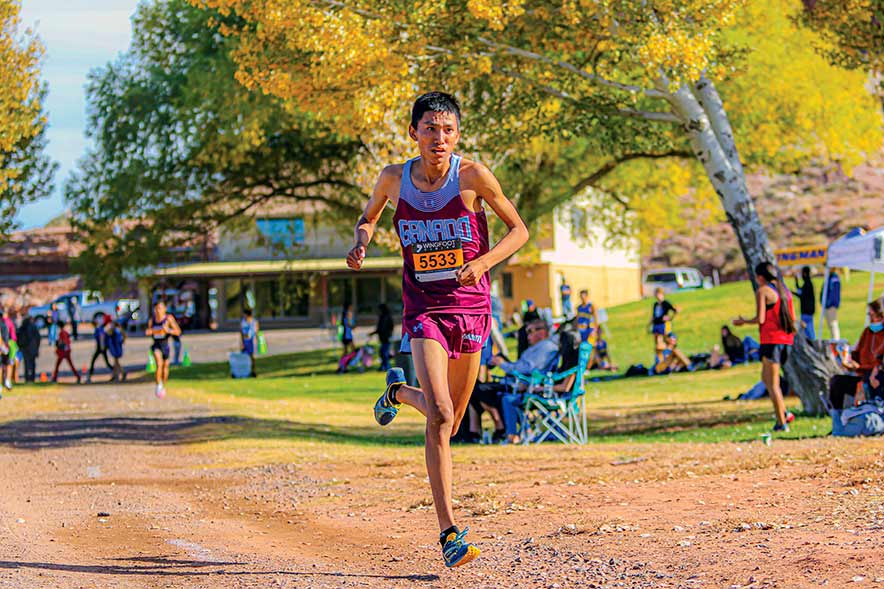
[256,218,305,248]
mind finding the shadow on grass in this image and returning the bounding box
[0,555,439,582]
[0,415,424,449]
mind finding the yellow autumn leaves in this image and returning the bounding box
[0,0,45,193]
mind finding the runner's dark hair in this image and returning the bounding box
[869,298,883,317]
[755,261,796,334]
[411,92,461,130]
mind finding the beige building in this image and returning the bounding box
[151,201,641,329]
[497,208,642,320]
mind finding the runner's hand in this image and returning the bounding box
[347,244,366,270]
[456,258,487,287]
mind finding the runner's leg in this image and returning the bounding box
[447,351,482,435]
[153,349,164,386]
[411,338,457,532]
[762,358,787,426]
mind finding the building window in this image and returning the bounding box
[225,279,243,320]
[256,218,305,247]
[502,272,513,298]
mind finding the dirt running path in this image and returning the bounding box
[1,382,883,588]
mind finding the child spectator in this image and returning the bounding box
[52,320,81,383]
[86,316,113,383]
[107,320,127,382]
[649,287,678,352]
[576,289,600,345]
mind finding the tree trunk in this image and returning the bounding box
[784,329,840,416]
[669,83,774,276]
[668,79,829,414]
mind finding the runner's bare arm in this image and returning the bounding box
[456,164,528,287]
[167,315,182,337]
[347,167,396,271]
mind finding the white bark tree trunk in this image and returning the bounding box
[664,77,826,416]
[668,82,774,276]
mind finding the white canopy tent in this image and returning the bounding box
[819,227,884,337]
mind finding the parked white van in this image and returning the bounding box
[642,267,711,297]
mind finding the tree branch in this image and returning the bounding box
[476,36,666,98]
[617,108,680,123]
[571,150,692,194]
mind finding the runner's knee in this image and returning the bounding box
[426,398,454,428]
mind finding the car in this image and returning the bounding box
[642,267,712,297]
[28,291,121,329]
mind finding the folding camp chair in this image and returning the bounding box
[518,342,592,445]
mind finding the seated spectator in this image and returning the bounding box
[652,332,692,374]
[589,337,618,372]
[489,319,563,444]
[866,353,884,402]
[829,299,884,409]
[721,325,746,364]
[708,344,732,369]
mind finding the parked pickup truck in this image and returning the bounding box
[28,291,122,329]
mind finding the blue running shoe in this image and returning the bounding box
[772,422,790,433]
[374,367,404,426]
[442,527,480,568]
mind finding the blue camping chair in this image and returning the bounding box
[510,342,592,445]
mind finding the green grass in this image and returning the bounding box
[113,273,884,446]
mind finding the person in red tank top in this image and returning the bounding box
[346,92,528,568]
[733,262,797,432]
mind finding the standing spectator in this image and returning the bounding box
[370,303,394,372]
[822,269,841,340]
[560,277,573,318]
[51,320,81,383]
[522,299,540,323]
[171,332,183,366]
[733,262,796,432]
[240,308,259,377]
[792,266,816,340]
[47,302,59,346]
[0,311,10,394]
[576,289,600,345]
[18,315,40,383]
[2,309,18,387]
[67,296,80,341]
[340,303,355,356]
[87,316,113,383]
[649,287,677,351]
[107,319,127,382]
[517,300,541,357]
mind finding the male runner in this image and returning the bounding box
[346,92,528,568]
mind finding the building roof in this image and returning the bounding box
[154,257,402,278]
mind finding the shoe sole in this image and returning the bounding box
[448,545,480,568]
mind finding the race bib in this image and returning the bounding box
[413,238,464,282]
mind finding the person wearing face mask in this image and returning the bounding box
[837,299,884,406]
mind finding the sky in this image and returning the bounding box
[16,0,140,229]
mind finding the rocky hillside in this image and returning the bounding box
[645,157,884,280]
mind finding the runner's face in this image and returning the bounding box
[409,111,459,166]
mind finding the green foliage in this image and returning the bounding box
[0,84,57,235]
[66,0,368,291]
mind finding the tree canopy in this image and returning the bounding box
[0,0,55,235]
[66,0,369,289]
[192,0,882,272]
[799,0,884,74]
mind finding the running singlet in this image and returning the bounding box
[151,316,169,341]
[393,154,491,316]
[759,287,794,345]
[576,303,594,332]
[241,318,256,343]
